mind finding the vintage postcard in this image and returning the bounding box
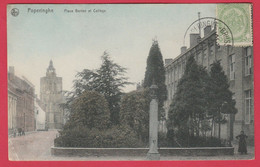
[7,3,254,161]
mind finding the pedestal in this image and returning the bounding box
[147,152,160,160]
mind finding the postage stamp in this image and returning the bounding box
[216,3,252,46]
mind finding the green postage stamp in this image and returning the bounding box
[216,3,252,46]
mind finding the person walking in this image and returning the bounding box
[13,128,16,138]
[236,131,248,154]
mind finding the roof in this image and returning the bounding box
[165,30,216,69]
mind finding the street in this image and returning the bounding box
[8,130,58,160]
[8,130,254,161]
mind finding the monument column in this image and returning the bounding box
[147,83,160,160]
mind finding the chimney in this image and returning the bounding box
[181,46,187,54]
[190,33,200,47]
[165,59,173,66]
[204,25,212,37]
[8,66,15,80]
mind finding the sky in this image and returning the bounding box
[7,4,216,95]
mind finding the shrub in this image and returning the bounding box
[54,125,144,148]
[158,131,169,147]
[166,129,225,147]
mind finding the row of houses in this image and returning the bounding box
[8,66,42,135]
[8,62,65,136]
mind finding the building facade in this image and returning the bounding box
[164,26,254,144]
[35,99,46,131]
[40,60,63,129]
[8,87,18,134]
[8,66,36,134]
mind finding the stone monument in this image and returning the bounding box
[147,83,160,160]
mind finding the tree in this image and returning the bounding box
[209,60,237,139]
[95,52,131,125]
[120,89,150,143]
[167,55,210,145]
[66,51,131,125]
[65,90,111,130]
[143,40,167,119]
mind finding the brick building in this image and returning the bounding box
[164,26,254,144]
[8,66,36,134]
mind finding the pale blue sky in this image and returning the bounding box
[7,4,216,95]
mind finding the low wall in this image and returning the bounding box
[51,147,234,157]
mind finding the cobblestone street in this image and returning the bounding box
[8,130,254,161]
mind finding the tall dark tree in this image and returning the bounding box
[66,51,131,125]
[95,52,131,125]
[209,60,237,139]
[167,56,210,145]
[143,40,167,119]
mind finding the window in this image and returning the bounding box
[169,86,172,100]
[178,64,182,79]
[245,90,252,124]
[229,54,235,80]
[197,52,202,65]
[210,45,214,56]
[53,83,57,91]
[174,67,178,81]
[54,114,60,123]
[171,70,174,83]
[166,72,170,84]
[169,71,172,84]
[48,83,52,90]
[174,81,177,92]
[182,61,186,75]
[195,54,198,62]
[169,71,171,84]
[202,49,207,66]
[165,73,168,85]
[167,88,170,100]
[172,84,175,97]
[245,47,252,76]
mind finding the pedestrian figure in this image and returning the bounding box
[236,131,248,154]
[18,128,22,136]
[22,129,25,135]
[13,129,16,138]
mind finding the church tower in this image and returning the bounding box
[40,60,63,129]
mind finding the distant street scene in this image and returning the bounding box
[7,3,254,161]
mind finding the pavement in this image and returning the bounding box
[8,130,255,161]
[8,130,58,161]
